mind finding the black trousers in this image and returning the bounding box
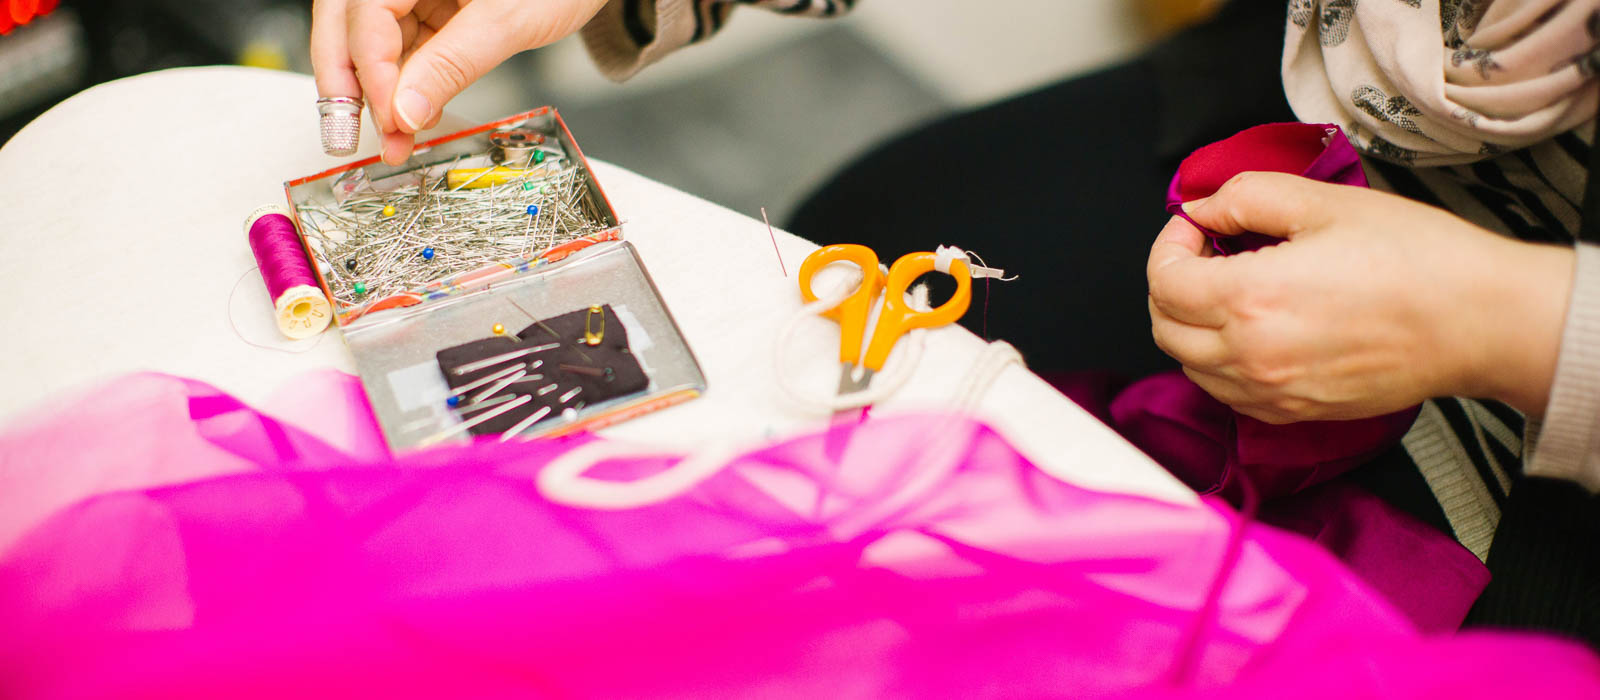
[789,1,1294,378]
[790,1,1600,648]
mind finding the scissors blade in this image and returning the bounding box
[824,363,875,462]
[836,364,875,397]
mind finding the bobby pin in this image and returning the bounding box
[455,393,518,413]
[558,363,605,378]
[417,395,532,447]
[498,405,554,442]
[449,363,524,396]
[451,343,560,376]
[469,370,525,404]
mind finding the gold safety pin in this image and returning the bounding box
[583,305,605,346]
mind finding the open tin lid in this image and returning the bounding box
[283,107,623,329]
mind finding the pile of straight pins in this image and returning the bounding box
[298,159,607,305]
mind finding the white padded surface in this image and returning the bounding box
[0,67,1190,504]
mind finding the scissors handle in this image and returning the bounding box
[861,252,972,372]
[798,244,883,366]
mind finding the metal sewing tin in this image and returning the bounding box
[284,107,620,326]
[279,108,706,451]
[343,241,704,452]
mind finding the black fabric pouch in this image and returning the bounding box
[435,304,648,436]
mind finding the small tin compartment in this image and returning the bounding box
[281,108,705,451]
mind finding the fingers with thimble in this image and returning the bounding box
[316,96,364,156]
[309,0,366,157]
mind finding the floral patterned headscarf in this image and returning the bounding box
[1284,0,1600,165]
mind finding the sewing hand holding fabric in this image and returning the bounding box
[1149,171,1573,423]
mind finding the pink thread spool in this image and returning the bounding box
[245,204,332,339]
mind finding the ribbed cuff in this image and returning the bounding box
[1526,243,1600,492]
[579,0,699,82]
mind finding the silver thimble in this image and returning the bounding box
[317,96,364,157]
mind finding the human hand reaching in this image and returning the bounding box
[1146,171,1574,423]
[311,0,610,164]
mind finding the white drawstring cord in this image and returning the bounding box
[774,277,929,413]
[952,340,1025,413]
[536,246,1024,510]
[537,439,741,510]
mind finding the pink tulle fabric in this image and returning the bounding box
[1,373,1596,698]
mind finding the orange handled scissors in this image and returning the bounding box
[798,244,973,397]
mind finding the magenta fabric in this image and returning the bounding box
[1149,123,1418,505]
[1036,123,1474,633]
[0,371,388,557]
[1,373,1596,698]
[1146,123,1425,501]
[1256,480,1494,634]
[1060,366,1488,633]
[1165,121,1368,255]
[1109,373,1420,504]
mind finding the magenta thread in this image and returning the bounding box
[243,206,332,340]
[248,211,319,302]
